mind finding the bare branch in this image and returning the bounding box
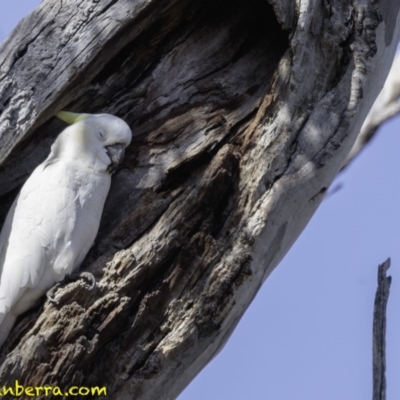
[372,258,392,400]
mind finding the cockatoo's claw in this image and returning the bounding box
[79,272,96,290]
[45,272,95,305]
[46,284,61,304]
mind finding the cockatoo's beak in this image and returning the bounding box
[106,144,126,173]
[56,111,89,124]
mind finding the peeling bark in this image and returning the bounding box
[0,0,399,399]
[342,52,400,172]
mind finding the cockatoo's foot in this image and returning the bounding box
[46,272,96,304]
[78,272,96,290]
[46,283,62,304]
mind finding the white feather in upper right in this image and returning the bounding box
[0,112,132,347]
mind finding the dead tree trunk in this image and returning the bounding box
[0,0,398,398]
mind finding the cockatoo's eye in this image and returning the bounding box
[96,128,106,141]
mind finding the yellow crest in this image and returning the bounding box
[56,111,89,125]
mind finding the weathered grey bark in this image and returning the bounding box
[342,52,400,171]
[0,0,398,399]
[372,259,391,400]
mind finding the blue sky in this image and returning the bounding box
[1,2,399,399]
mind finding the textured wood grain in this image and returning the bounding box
[0,0,398,399]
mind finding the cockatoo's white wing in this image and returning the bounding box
[0,161,79,316]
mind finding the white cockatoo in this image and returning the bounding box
[0,111,132,348]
